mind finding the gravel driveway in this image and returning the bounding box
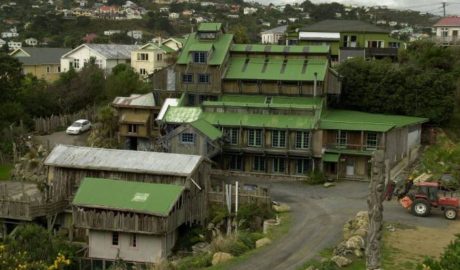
[227,180,453,270]
[34,131,89,148]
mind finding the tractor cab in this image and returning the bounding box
[412,182,440,203]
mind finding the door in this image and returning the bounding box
[453,30,458,39]
[129,137,138,150]
[346,159,355,176]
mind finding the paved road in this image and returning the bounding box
[228,181,453,270]
[34,131,89,148]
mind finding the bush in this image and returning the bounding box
[237,203,274,231]
[209,204,230,225]
[307,171,326,185]
[176,252,212,270]
[417,234,460,270]
[210,234,251,256]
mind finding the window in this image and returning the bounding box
[57,66,61,72]
[73,59,80,69]
[295,131,310,149]
[95,59,103,68]
[442,28,448,37]
[273,158,285,173]
[253,156,265,171]
[229,155,243,170]
[112,232,119,246]
[388,42,400,48]
[128,124,137,134]
[366,132,378,150]
[46,66,51,73]
[248,129,262,147]
[181,133,195,144]
[367,41,384,48]
[140,68,147,75]
[137,53,149,61]
[272,130,286,148]
[225,128,239,145]
[182,73,193,83]
[336,131,347,147]
[198,74,210,83]
[296,159,311,174]
[130,234,137,247]
[156,53,163,61]
[193,52,207,63]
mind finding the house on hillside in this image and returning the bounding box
[261,25,287,44]
[7,41,21,50]
[10,47,70,82]
[130,43,175,77]
[24,38,38,46]
[60,43,139,73]
[290,20,404,62]
[433,17,460,46]
[112,92,161,150]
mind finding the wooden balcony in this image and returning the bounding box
[325,143,383,155]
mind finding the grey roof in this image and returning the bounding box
[262,25,287,34]
[113,92,156,107]
[12,47,70,65]
[301,20,389,33]
[85,44,139,59]
[45,145,203,177]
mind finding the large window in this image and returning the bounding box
[73,59,80,69]
[366,132,378,150]
[225,128,239,145]
[336,131,347,148]
[198,74,210,83]
[193,52,207,63]
[248,129,262,147]
[295,131,310,149]
[272,130,286,148]
[182,73,193,83]
[181,133,195,144]
[156,53,163,61]
[296,159,311,174]
[367,40,384,48]
[139,68,147,75]
[128,124,137,134]
[229,155,243,170]
[137,53,149,61]
[112,232,119,246]
[273,158,285,173]
[253,156,265,172]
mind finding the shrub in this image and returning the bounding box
[307,171,326,185]
[237,203,274,231]
[176,252,212,270]
[210,234,251,256]
[417,234,460,270]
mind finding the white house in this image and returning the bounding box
[131,43,174,77]
[161,37,184,51]
[1,32,19,38]
[169,12,179,20]
[433,17,460,44]
[104,30,122,36]
[288,17,298,23]
[159,7,169,13]
[24,38,38,46]
[127,30,143,40]
[227,14,239,19]
[0,39,6,48]
[376,20,387,25]
[389,21,398,27]
[243,7,258,15]
[261,25,287,44]
[60,43,139,73]
[7,41,21,50]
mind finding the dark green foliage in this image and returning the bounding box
[105,64,148,101]
[173,225,208,252]
[237,203,274,231]
[176,252,213,270]
[209,204,230,225]
[417,234,460,270]
[307,171,327,185]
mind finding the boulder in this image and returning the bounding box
[323,182,336,188]
[273,203,291,213]
[191,242,210,254]
[346,235,365,250]
[331,255,352,268]
[256,237,272,248]
[354,249,364,258]
[211,252,234,266]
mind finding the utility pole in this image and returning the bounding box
[443,2,447,17]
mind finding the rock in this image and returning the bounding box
[331,255,352,268]
[212,252,234,266]
[191,242,210,254]
[354,249,364,258]
[255,237,272,248]
[346,235,365,250]
[273,203,291,213]
[323,182,335,188]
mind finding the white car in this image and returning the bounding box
[66,119,91,135]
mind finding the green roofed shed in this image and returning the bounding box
[73,178,184,216]
[190,119,223,141]
[323,153,340,162]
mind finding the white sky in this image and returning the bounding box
[254,0,460,15]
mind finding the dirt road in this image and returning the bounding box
[228,180,454,270]
[34,131,89,148]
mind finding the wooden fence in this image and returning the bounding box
[33,107,98,135]
[209,186,271,207]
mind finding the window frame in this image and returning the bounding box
[130,233,137,247]
[225,128,239,145]
[137,53,149,61]
[112,232,119,246]
[181,132,195,144]
[182,73,193,83]
[253,156,266,172]
[193,52,207,63]
[229,155,243,170]
[273,157,286,173]
[272,130,286,148]
[295,131,310,149]
[128,124,137,134]
[73,59,80,69]
[366,132,378,150]
[336,131,347,148]
[198,73,210,84]
[296,159,311,175]
[248,129,263,147]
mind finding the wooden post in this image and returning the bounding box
[366,150,385,270]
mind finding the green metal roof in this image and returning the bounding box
[300,20,389,33]
[203,95,323,110]
[230,44,330,54]
[190,119,223,140]
[320,110,428,132]
[176,32,233,65]
[198,23,223,32]
[323,153,340,162]
[189,43,214,52]
[224,57,328,81]
[201,112,314,130]
[73,178,184,216]
[160,44,175,53]
[164,106,202,123]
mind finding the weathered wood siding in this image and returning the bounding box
[175,64,223,94]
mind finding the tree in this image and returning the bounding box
[418,234,460,270]
[104,64,148,101]
[229,25,250,44]
[0,55,23,102]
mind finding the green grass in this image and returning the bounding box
[0,164,12,181]
[298,247,366,270]
[204,212,292,270]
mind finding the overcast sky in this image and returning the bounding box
[254,0,460,15]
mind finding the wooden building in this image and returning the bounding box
[73,178,185,263]
[112,93,161,150]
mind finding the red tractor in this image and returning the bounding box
[400,182,459,220]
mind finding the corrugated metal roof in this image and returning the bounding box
[176,32,233,65]
[190,119,222,140]
[73,178,184,216]
[301,20,389,33]
[164,106,202,123]
[434,16,460,27]
[85,44,139,59]
[45,145,203,176]
[198,23,223,32]
[11,47,70,65]
[323,153,340,162]
[261,25,287,34]
[112,93,156,107]
[203,95,323,110]
[230,44,330,54]
[156,98,179,121]
[299,32,340,41]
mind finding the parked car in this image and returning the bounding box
[66,119,91,135]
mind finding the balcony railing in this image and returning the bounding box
[365,47,398,57]
[326,143,384,152]
[431,36,460,45]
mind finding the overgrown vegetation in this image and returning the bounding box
[417,234,460,270]
[0,164,12,181]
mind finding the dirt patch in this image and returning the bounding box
[383,221,460,269]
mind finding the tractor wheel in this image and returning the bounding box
[444,208,458,220]
[411,199,431,217]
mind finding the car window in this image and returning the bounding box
[72,122,82,127]
[83,121,89,125]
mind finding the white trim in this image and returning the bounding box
[299,32,340,40]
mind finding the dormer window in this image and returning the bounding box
[193,52,207,63]
[198,32,216,39]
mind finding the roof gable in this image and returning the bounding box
[198,23,223,32]
[12,47,70,65]
[190,119,222,140]
[176,32,233,65]
[434,17,460,27]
